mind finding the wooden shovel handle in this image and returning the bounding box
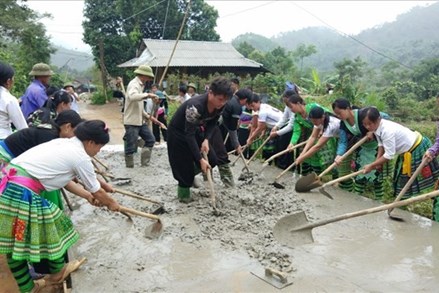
[388,156,429,214]
[319,136,369,179]
[113,188,161,205]
[202,152,216,208]
[247,136,271,164]
[275,162,297,181]
[321,170,364,188]
[119,205,161,221]
[263,141,307,166]
[296,189,439,231]
[93,156,109,170]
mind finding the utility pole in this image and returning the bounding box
[99,38,108,101]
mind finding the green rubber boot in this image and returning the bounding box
[177,186,192,203]
[218,163,235,188]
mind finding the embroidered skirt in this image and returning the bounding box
[0,169,78,262]
[393,136,439,197]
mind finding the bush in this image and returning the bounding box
[90,90,112,105]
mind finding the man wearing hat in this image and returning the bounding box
[20,62,53,118]
[123,65,158,168]
[187,82,198,98]
[64,82,80,113]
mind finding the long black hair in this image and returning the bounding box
[332,98,360,111]
[309,106,332,131]
[74,120,110,145]
[45,90,72,113]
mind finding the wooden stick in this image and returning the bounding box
[388,157,429,216]
[319,136,369,179]
[223,132,229,145]
[93,156,109,170]
[262,141,307,168]
[246,136,271,165]
[119,205,161,221]
[202,152,217,211]
[228,144,247,155]
[113,188,162,205]
[61,189,73,212]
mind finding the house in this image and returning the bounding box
[117,39,268,80]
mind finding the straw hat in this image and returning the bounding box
[134,65,154,78]
[29,63,53,76]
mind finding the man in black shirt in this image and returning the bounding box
[167,77,233,203]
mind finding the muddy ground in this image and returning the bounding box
[2,100,439,292]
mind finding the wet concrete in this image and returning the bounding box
[67,143,439,292]
[2,101,438,292]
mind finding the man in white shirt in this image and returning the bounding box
[123,65,158,168]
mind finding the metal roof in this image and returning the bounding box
[118,39,264,68]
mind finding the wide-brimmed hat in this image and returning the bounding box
[29,63,53,76]
[63,82,75,89]
[188,83,197,90]
[134,65,154,78]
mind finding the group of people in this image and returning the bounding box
[2,59,439,292]
[0,62,121,292]
[164,74,439,223]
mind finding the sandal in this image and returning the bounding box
[44,257,87,285]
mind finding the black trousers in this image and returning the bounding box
[153,113,167,142]
[168,126,228,188]
[274,131,294,169]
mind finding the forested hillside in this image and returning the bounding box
[232,2,439,72]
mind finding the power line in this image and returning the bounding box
[122,0,168,22]
[289,2,413,70]
[220,1,278,19]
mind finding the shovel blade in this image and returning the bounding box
[295,173,321,192]
[273,212,314,248]
[318,187,334,200]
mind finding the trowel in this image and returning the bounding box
[250,267,293,289]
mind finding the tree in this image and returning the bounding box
[235,41,256,58]
[0,0,55,94]
[263,46,295,75]
[292,43,317,72]
[83,0,220,78]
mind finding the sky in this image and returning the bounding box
[26,0,436,54]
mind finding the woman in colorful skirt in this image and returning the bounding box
[332,99,390,198]
[294,105,338,179]
[286,92,335,175]
[423,107,439,222]
[361,107,439,199]
[0,120,119,292]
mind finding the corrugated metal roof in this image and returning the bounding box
[118,39,264,68]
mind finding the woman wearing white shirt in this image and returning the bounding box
[361,107,439,198]
[0,120,119,292]
[294,106,339,176]
[0,62,28,139]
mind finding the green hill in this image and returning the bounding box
[232,2,439,72]
[50,46,94,73]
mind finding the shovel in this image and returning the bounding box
[231,145,248,166]
[317,170,364,199]
[270,162,297,189]
[260,141,307,173]
[295,136,368,193]
[273,188,439,248]
[244,136,271,168]
[202,152,221,216]
[119,205,163,238]
[387,156,429,221]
